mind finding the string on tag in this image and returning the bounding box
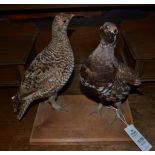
[107,106,129,126]
[108,106,152,151]
[115,109,129,126]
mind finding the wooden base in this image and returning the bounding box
[30,95,133,145]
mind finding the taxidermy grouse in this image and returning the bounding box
[80,22,141,115]
[12,13,74,120]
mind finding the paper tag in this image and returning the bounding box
[124,124,152,151]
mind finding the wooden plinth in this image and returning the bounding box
[30,95,133,145]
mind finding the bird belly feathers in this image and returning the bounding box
[80,75,130,103]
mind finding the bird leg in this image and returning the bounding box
[110,102,123,125]
[89,103,104,116]
[114,101,123,114]
[48,95,68,112]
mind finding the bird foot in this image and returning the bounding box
[89,103,104,117]
[50,101,69,112]
[109,102,124,125]
[47,95,69,112]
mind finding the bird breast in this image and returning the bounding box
[48,43,74,91]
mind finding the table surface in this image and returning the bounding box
[30,95,133,145]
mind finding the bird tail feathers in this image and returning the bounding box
[16,100,31,120]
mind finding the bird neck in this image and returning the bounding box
[99,37,116,48]
[90,38,116,66]
[52,30,68,41]
[50,30,71,51]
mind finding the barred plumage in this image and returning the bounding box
[12,13,74,120]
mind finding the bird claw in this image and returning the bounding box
[50,102,69,112]
[89,103,103,117]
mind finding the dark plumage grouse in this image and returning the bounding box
[12,13,74,120]
[80,22,141,115]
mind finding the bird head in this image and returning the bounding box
[52,13,74,33]
[100,22,118,44]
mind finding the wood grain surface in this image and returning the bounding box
[30,95,133,144]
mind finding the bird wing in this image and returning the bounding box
[80,58,116,87]
[116,63,141,86]
[19,51,63,97]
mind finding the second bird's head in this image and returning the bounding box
[52,13,74,33]
[100,22,118,44]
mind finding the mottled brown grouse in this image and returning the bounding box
[80,22,141,114]
[12,13,74,120]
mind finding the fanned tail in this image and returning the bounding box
[117,63,141,87]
